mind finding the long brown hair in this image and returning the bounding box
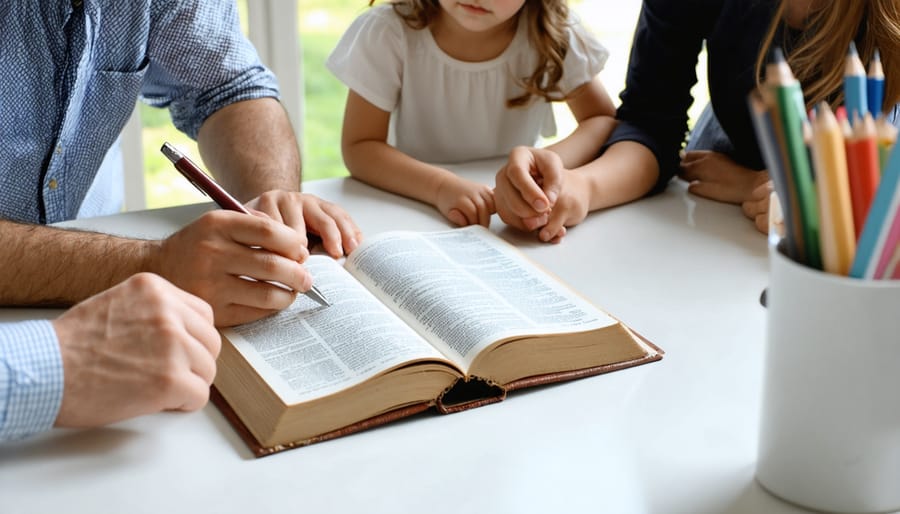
[755,0,900,112]
[370,0,572,107]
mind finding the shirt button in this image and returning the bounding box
[55,144,62,155]
[48,178,58,190]
[72,0,83,7]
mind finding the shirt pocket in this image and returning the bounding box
[79,63,150,150]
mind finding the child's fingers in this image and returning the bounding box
[680,150,712,165]
[503,149,551,212]
[496,172,543,219]
[531,149,564,207]
[539,208,568,243]
[476,192,494,228]
[522,214,548,231]
[548,226,567,244]
[741,194,769,222]
[447,208,468,227]
[687,179,743,204]
[754,213,768,234]
[749,180,774,201]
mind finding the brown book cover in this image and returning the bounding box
[210,334,663,458]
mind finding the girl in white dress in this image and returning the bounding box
[327,0,617,231]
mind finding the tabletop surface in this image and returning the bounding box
[0,161,814,514]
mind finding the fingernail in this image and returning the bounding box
[539,229,550,242]
[533,199,547,211]
[348,238,359,253]
[547,191,558,205]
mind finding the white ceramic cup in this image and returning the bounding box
[757,243,900,513]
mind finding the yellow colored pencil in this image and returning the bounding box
[809,102,856,275]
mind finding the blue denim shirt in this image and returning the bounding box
[0,0,279,224]
[0,0,278,441]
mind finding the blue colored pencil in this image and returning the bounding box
[849,142,900,278]
[844,42,868,120]
[867,48,885,119]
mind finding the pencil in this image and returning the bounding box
[766,48,821,269]
[885,243,900,279]
[748,90,802,259]
[871,204,900,278]
[867,48,885,119]
[876,116,898,173]
[844,112,880,237]
[844,41,868,120]
[809,103,856,275]
[850,143,900,278]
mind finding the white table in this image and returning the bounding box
[0,161,815,513]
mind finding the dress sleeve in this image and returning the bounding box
[0,321,63,441]
[558,15,609,94]
[602,0,719,194]
[326,7,405,113]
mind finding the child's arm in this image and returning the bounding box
[495,142,658,243]
[341,91,495,227]
[544,77,618,168]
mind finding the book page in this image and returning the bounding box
[221,256,451,405]
[345,226,616,370]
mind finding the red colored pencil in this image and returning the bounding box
[845,112,881,237]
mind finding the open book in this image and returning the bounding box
[213,226,662,456]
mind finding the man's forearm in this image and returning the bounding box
[0,221,153,306]
[196,98,302,201]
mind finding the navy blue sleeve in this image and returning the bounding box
[602,0,722,194]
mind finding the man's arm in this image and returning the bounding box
[0,221,150,305]
[197,97,301,200]
[0,213,314,326]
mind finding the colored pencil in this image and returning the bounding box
[867,48,885,119]
[809,103,856,275]
[885,243,900,278]
[844,112,881,236]
[748,90,802,259]
[871,203,900,278]
[766,48,821,269]
[844,42,868,120]
[850,143,900,278]
[876,116,898,174]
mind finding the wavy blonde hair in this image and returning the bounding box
[370,0,572,107]
[755,0,900,112]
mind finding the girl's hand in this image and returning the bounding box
[495,146,591,244]
[742,180,774,234]
[535,170,592,243]
[494,146,562,232]
[678,150,771,233]
[434,175,495,227]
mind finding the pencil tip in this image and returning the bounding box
[874,48,881,61]
[848,40,858,55]
[771,47,785,64]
